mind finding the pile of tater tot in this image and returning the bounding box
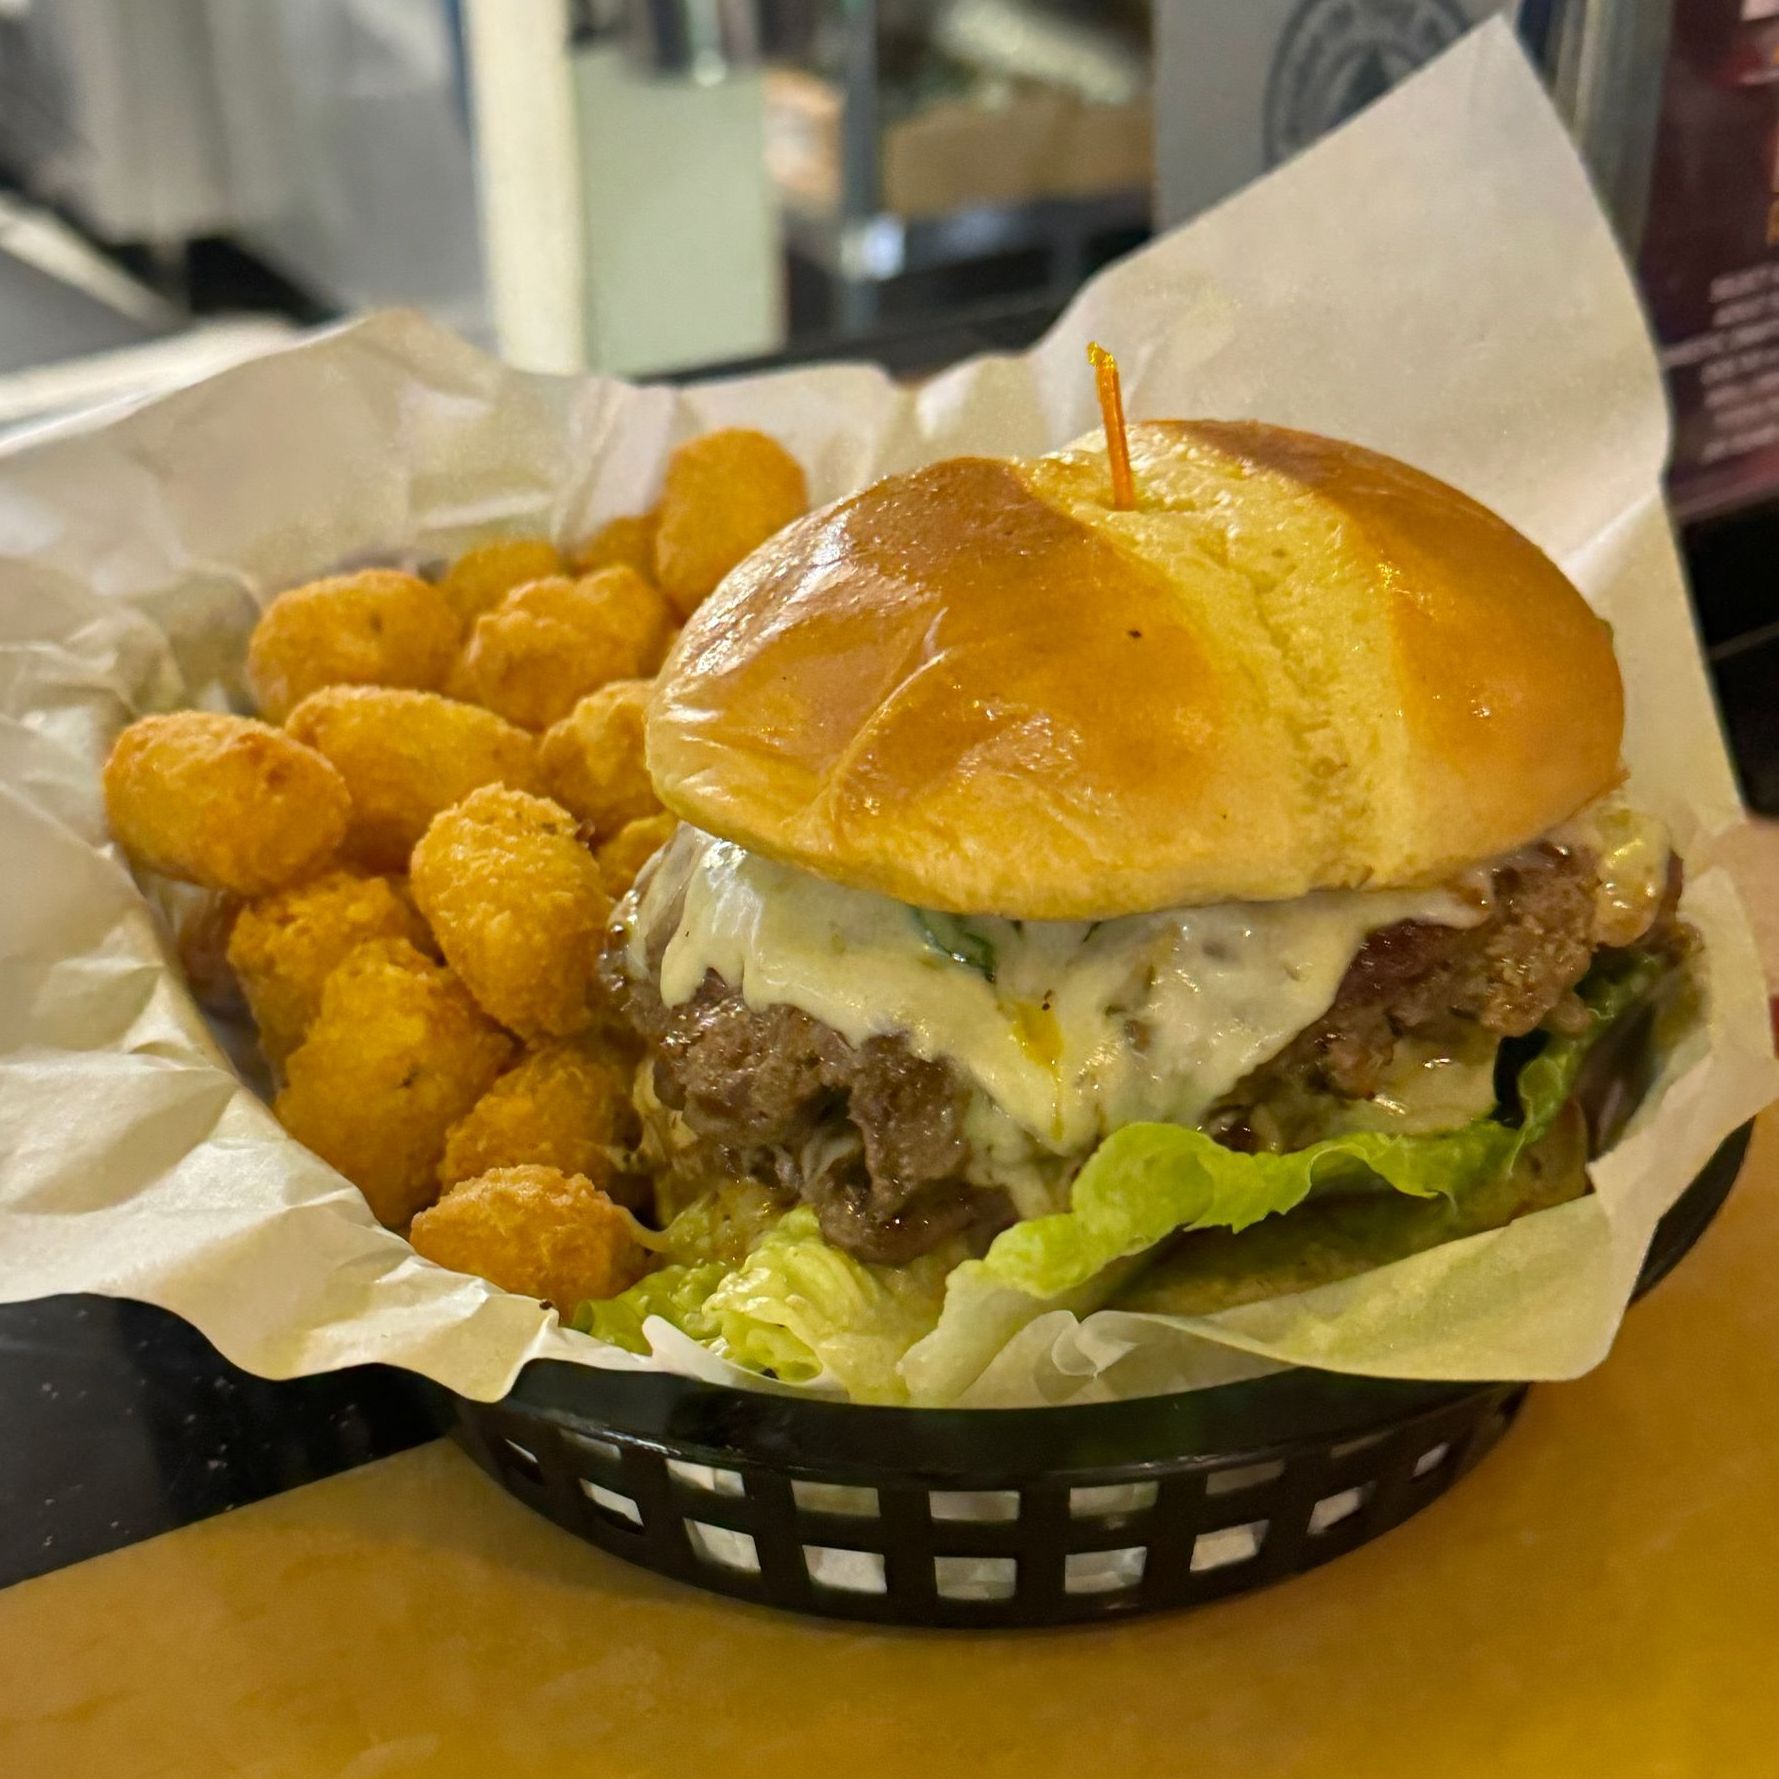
[101,427,809,1319]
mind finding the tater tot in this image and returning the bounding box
[441,651,482,705]
[596,812,678,900]
[538,679,661,836]
[228,869,434,1066]
[104,712,349,895]
[247,570,460,723]
[438,536,563,628]
[458,569,669,731]
[438,1040,635,1191]
[569,510,658,579]
[274,938,513,1227]
[583,566,676,675]
[285,686,542,871]
[409,1165,647,1311]
[410,785,611,1039]
[652,428,809,618]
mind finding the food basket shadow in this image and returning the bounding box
[442,1124,1750,1627]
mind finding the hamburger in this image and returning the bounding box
[584,420,1693,1403]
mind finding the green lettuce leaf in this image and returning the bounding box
[573,1261,730,1354]
[1515,944,1667,1129]
[580,946,1673,1403]
[1113,1101,1590,1319]
[958,944,1667,1304]
[902,946,1669,1399]
[577,1207,952,1404]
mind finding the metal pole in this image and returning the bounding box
[836,0,880,334]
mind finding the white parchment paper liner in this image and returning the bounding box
[0,22,1772,1405]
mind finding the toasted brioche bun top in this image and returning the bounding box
[647,420,1623,918]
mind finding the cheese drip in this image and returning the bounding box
[1552,792,1672,947]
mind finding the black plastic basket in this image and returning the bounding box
[445,1124,1751,1627]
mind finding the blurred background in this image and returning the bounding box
[0,0,1774,811]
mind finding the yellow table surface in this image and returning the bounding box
[4,1113,1777,1779]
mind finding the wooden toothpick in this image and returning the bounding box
[1087,341,1135,510]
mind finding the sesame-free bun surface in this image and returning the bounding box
[647,421,1624,918]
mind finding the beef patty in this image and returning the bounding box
[1251,842,1606,1104]
[609,966,998,1264]
[608,840,1651,1264]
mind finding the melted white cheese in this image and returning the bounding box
[1552,794,1672,948]
[1318,1033,1502,1137]
[629,828,1480,1173]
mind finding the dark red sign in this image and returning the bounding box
[1641,0,1779,518]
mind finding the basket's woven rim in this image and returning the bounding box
[494,1122,1751,1473]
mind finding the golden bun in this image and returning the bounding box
[647,421,1624,918]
